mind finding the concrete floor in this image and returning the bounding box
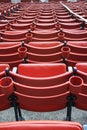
[0,107,87,125]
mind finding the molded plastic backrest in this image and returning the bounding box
[0,42,19,48]
[76,63,87,74]
[0,64,9,73]
[18,63,66,77]
[29,41,61,48]
[68,41,87,48]
[0,121,83,130]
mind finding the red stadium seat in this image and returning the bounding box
[56,12,69,16]
[22,15,36,20]
[61,41,87,66]
[17,19,34,24]
[0,64,9,73]
[0,23,7,31]
[58,18,76,23]
[68,63,87,111]
[60,22,82,29]
[8,63,72,111]
[0,42,21,54]
[35,18,55,23]
[0,42,23,69]
[0,64,9,77]
[76,63,87,84]
[0,64,11,111]
[60,29,87,41]
[35,22,56,30]
[32,30,58,41]
[67,41,87,54]
[11,23,31,30]
[21,41,63,63]
[57,15,71,19]
[0,30,28,42]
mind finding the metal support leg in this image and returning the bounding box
[13,102,19,121]
[23,58,27,63]
[9,93,24,121]
[66,100,72,121]
[66,94,76,121]
[80,21,85,30]
[17,105,25,121]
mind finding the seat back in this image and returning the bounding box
[76,63,87,74]
[18,63,66,77]
[0,121,83,130]
[76,63,87,84]
[0,64,9,73]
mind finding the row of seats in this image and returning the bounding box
[0,40,87,68]
[0,1,87,129]
[0,3,20,20]
[63,1,87,18]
